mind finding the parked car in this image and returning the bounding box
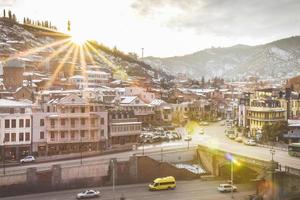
[235,137,243,143]
[20,156,35,164]
[245,139,256,146]
[217,184,237,193]
[184,135,192,141]
[199,121,209,126]
[228,134,236,140]
[199,129,205,135]
[76,190,100,199]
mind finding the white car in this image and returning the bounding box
[217,184,237,193]
[20,156,35,164]
[184,135,192,141]
[76,190,100,199]
[245,139,256,146]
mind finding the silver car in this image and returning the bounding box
[76,190,100,199]
[217,184,237,193]
[20,156,35,164]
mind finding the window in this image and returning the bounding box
[25,132,30,141]
[61,119,66,126]
[101,118,104,125]
[40,119,44,126]
[90,106,94,112]
[19,132,24,141]
[25,119,30,127]
[19,119,24,128]
[91,132,95,138]
[40,131,44,139]
[80,130,85,138]
[9,108,14,114]
[50,132,55,139]
[47,106,50,112]
[5,119,10,128]
[61,132,65,139]
[11,119,16,128]
[101,129,105,137]
[51,119,55,127]
[4,133,9,142]
[81,118,85,125]
[71,107,75,113]
[71,131,75,139]
[20,108,25,114]
[71,119,75,127]
[11,133,16,142]
[81,107,85,113]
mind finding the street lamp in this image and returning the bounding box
[80,133,83,165]
[226,153,239,199]
[270,147,275,162]
[111,159,116,200]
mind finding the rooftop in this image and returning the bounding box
[0,99,32,108]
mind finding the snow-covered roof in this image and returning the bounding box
[70,75,85,79]
[0,99,32,108]
[120,96,137,104]
[150,99,167,106]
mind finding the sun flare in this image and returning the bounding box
[71,31,88,45]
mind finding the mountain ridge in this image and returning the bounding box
[144,36,300,80]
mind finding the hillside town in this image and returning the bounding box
[1,4,300,200]
[1,52,300,161]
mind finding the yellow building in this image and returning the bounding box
[248,96,286,137]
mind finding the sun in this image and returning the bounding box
[71,31,88,45]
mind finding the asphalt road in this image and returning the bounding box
[3,121,300,174]
[0,180,255,200]
[183,121,300,169]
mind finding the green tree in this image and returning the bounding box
[8,10,12,19]
[262,121,288,142]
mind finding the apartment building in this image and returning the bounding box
[248,97,286,137]
[120,96,155,126]
[35,94,108,156]
[108,110,142,147]
[0,99,32,160]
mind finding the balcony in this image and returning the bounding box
[248,106,285,112]
[47,136,99,144]
[248,116,285,122]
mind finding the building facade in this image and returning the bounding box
[0,99,32,160]
[36,94,108,156]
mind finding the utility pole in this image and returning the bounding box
[142,141,145,156]
[231,160,234,199]
[2,139,5,175]
[160,147,163,162]
[270,146,276,200]
[141,48,144,59]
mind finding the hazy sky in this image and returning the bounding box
[1,0,300,57]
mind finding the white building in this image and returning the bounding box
[125,87,156,103]
[69,66,111,88]
[0,99,32,160]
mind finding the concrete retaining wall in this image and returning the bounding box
[0,173,26,186]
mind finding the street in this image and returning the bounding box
[0,180,255,200]
[2,121,300,174]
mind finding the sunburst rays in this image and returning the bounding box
[46,44,76,88]
[6,32,133,90]
[4,38,71,62]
